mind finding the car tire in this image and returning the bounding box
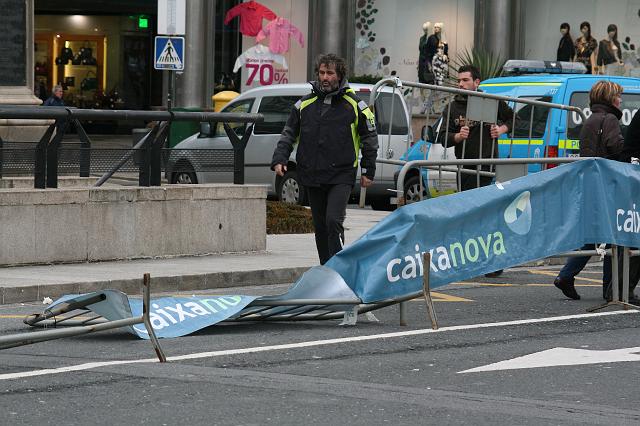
[370,198,396,211]
[278,170,307,205]
[404,175,429,204]
[172,164,197,184]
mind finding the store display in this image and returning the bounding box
[256,17,304,54]
[418,21,432,83]
[597,23,624,75]
[574,21,597,74]
[557,23,575,62]
[233,44,288,73]
[224,0,276,37]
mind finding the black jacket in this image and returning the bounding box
[437,93,513,168]
[43,96,64,107]
[617,108,640,162]
[271,79,378,187]
[557,34,575,62]
[597,39,622,67]
[579,103,624,159]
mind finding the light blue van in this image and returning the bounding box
[480,61,640,170]
[399,60,640,203]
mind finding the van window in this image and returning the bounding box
[511,96,551,138]
[360,91,408,135]
[214,98,254,137]
[254,96,300,134]
[567,92,640,139]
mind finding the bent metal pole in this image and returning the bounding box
[1,274,167,362]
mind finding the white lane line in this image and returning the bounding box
[1,309,637,381]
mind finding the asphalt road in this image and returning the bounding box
[1,263,639,425]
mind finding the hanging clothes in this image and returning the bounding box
[224,1,276,37]
[233,44,288,73]
[432,44,449,86]
[256,17,305,54]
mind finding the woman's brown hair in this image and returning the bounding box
[589,80,623,106]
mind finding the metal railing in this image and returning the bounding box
[0,107,263,188]
[369,78,588,202]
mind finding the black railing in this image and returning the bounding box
[0,107,263,188]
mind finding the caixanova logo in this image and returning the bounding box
[386,191,532,283]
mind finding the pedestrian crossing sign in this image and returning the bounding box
[154,36,185,70]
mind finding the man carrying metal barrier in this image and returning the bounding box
[437,64,514,277]
[437,65,514,192]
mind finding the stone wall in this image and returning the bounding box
[0,184,266,265]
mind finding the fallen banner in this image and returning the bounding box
[328,158,640,302]
[44,159,640,337]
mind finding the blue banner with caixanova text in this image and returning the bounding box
[48,291,256,339]
[46,159,640,337]
[327,158,640,303]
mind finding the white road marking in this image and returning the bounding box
[0,310,637,381]
[460,346,640,374]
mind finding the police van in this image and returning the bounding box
[481,60,640,169]
[397,60,640,204]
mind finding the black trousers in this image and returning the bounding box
[306,183,352,265]
[458,171,493,192]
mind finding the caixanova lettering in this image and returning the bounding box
[147,296,244,330]
[386,232,507,283]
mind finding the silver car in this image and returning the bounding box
[166,83,413,210]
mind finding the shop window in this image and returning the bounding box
[52,34,106,108]
[34,34,53,103]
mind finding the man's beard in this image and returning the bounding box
[321,81,339,93]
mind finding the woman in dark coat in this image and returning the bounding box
[554,80,626,301]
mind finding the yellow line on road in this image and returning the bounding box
[526,269,602,283]
[451,282,600,288]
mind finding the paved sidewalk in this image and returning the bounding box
[0,208,391,304]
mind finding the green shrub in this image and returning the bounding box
[266,201,315,234]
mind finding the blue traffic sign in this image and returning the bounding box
[154,36,185,71]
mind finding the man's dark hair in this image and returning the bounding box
[457,64,481,81]
[314,53,347,81]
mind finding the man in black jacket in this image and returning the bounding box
[42,85,65,107]
[438,65,514,192]
[271,53,379,265]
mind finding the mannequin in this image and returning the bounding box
[574,21,597,74]
[418,21,432,83]
[431,22,449,86]
[597,24,624,75]
[557,22,575,62]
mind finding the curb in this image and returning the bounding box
[0,267,309,305]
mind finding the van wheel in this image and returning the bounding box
[278,171,307,205]
[404,175,428,204]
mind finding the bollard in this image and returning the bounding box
[399,301,408,326]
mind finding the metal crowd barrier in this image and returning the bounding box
[0,107,263,188]
[369,77,588,202]
[0,273,167,361]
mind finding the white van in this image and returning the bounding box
[166,83,413,210]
